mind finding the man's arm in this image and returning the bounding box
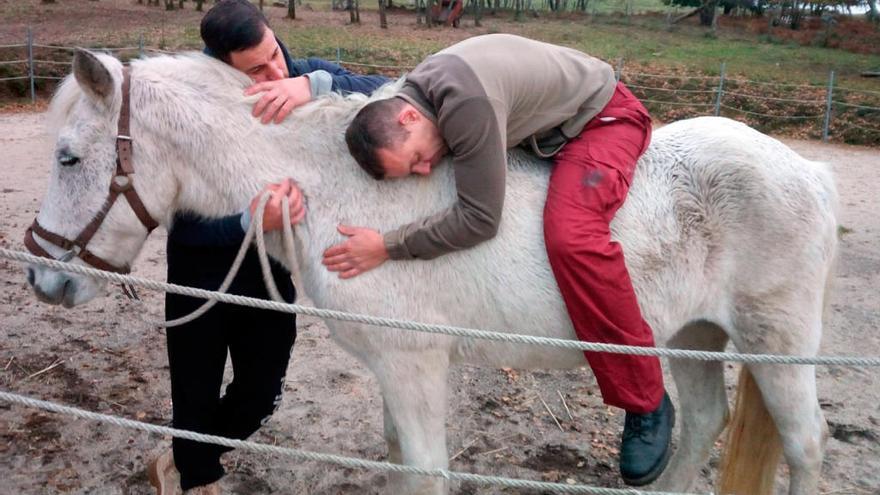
[301,58,389,96]
[168,213,247,248]
[169,180,304,248]
[384,97,507,260]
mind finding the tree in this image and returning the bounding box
[379,0,388,27]
[665,0,718,26]
[867,0,879,23]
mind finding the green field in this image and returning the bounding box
[1,0,877,143]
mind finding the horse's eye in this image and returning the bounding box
[57,152,80,167]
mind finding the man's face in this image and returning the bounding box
[228,26,289,83]
[378,107,448,179]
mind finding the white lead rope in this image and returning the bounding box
[154,191,302,328]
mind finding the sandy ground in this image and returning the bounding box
[0,111,878,495]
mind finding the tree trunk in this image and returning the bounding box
[195,0,204,10]
[178,0,185,9]
[474,0,483,26]
[698,0,716,26]
[867,0,878,23]
[164,0,175,10]
[378,0,387,27]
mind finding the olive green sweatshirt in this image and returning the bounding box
[384,34,616,261]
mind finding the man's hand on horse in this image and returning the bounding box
[248,178,305,232]
[245,76,312,124]
[322,225,389,279]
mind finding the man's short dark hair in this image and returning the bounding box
[201,0,270,63]
[345,97,410,180]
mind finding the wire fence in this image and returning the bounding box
[1,28,878,144]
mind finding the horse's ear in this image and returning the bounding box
[73,49,114,103]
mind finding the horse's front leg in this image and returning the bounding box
[371,349,451,495]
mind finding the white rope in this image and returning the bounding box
[146,192,301,327]
[0,389,698,495]
[5,248,880,368]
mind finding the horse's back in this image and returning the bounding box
[622,117,838,336]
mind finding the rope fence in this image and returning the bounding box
[4,243,880,491]
[0,390,700,495]
[1,29,878,142]
[4,248,880,368]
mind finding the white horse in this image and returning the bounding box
[25,50,839,495]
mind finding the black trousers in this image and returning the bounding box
[165,240,296,490]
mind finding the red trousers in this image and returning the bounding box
[543,83,663,414]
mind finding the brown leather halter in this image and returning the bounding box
[24,67,159,275]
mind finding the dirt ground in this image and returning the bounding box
[0,108,878,495]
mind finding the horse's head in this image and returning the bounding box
[25,50,173,307]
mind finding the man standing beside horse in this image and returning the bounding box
[147,1,387,494]
[333,33,674,487]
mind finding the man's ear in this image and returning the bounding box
[398,106,420,126]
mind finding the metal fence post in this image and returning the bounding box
[336,47,341,65]
[615,57,623,82]
[822,70,835,142]
[138,34,145,58]
[714,62,726,117]
[27,27,35,104]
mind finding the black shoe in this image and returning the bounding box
[619,392,675,486]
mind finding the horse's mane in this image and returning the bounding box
[48,50,402,141]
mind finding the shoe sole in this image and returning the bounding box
[621,403,676,487]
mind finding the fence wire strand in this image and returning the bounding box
[720,104,824,120]
[723,90,826,104]
[833,101,880,112]
[836,121,880,134]
[624,84,717,94]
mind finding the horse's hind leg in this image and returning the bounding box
[654,321,730,492]
[371,349,451,495]
[733,304,827,495]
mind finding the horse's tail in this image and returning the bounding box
[716,367,782,495]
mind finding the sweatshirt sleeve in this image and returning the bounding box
[383,97,506,260]
[303,58,389,96]
[168,212,247,248]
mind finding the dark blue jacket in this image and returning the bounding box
[170,39,387,247]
